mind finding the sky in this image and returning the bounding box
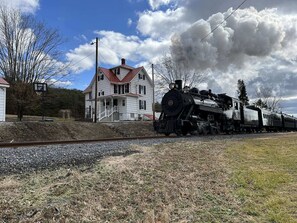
[1,0,297,115]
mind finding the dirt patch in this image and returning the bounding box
[0,121,156,142]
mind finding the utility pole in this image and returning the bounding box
[152,63,155,121]
[93,37,99,123]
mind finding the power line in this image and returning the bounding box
[201,0,248,41]
[68,51,94,67]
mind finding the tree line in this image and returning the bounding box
[6,87,85,119]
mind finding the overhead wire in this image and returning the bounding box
[201,0,248,41]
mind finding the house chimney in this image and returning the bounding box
[121,58,126,65]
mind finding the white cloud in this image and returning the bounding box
[67,0,297,114]
[0,0,39,14]
[148,0,175,10]
[66,31,171,73]
[66,43,95,73]
[48,79,73,87]
[137,7,189,39]
[127,18,133,27]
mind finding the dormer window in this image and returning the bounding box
[117,68,120,75]
[98,74,104,81]
[138,73,145,80]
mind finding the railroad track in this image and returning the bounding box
[0,131,294,148]
[0,135,173,148]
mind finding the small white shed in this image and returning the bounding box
[0,77,9,122]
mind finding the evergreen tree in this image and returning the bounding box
[237,79,249,105]
[253,99,268,109]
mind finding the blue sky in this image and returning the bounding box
[34,0,151,89]
[1,0,297,115]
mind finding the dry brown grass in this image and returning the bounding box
[0,138,247,222]
[2,133,296,222]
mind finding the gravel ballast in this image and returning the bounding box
[0,133,289,176]
[0,137,186,175]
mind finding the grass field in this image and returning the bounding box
[227,133,297,223]
[1,133,297,222]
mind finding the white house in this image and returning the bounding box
[0,77,9,122]
[84,58,153,122]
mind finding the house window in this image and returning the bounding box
[138,73,142,79]
[102,91,104,96]
[130,113,134,118]
[101,75,104,80]
[125,83,129,93]
[139,100,146,110]
[113,99,118,106]
[122,100,125,106]
[98,92,100,96]
[138,85,146,95]
[88,92,92,99]
[234,102,238,110]
[114,85,118,94]
[117,68,120,75]
[121,85,124,94]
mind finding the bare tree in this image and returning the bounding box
[154,54,207,94]
[0,7,68,120]
[254,86,282,112]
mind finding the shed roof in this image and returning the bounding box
[0,77,9,87]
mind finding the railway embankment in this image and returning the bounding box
[0,121,157,143]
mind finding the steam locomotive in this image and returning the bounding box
[154,80,297,136]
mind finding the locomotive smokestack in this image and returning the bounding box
[175,80,182,90]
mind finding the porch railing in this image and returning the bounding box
[99,106,118,121]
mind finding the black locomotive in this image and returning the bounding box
[154,80,297,136]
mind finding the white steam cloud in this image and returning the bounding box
[171,7,297,71]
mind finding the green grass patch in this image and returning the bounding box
[227,133,297,223]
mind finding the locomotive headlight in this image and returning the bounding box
[169,83,175,90]
[183,86,190,93]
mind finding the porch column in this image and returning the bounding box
[111,97,113,122]
[104,98,107,116]
[98,99,101,121]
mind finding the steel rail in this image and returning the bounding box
[0,135,174,148]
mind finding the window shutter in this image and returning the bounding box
[144,100,146,110]
[143,74,145,80]
[139,100,141,109]
[114,85,117,94]
[144,86,146,95]
[139,85,141,94]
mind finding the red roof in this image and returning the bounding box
[100,66,144,83]
[83,62,147,93]
[100,67,121,82]
[0,77,9,86]
[122,67,143,82]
